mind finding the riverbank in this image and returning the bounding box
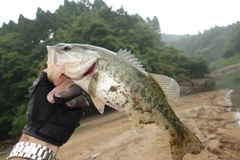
[56,89,240,160]
[180,62,240,96]
[1,90,239,160]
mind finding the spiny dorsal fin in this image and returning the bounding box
[150,73,180,101]
[117,49,145,71]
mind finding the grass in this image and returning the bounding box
[75,125,90,132]
[209,54,240,71]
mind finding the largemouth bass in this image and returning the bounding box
[46,43,204,160]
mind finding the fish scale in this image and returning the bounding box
[95,51,170,123]
[93,52,152,112]
[47,43,204,160]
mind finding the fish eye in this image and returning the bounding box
[63,45,71,51]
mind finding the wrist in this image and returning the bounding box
[19,133,59,154]
[7,134,59,160]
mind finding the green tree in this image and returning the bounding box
[224,25,240,58]
[0,32,26,54]
[146,16,162,45]
[0,52,31,138]
[92,0,107,9]
[189,55,210,78]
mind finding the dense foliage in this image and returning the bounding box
[0,0,209,140]
[164,22,240,70]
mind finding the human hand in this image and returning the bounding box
[22,72,88,146]
[46,73,75,103]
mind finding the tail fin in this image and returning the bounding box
[170,127,204,160]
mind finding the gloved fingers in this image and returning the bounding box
[63,95,89,109]
[54,84,85,105]
[47,78,74,103]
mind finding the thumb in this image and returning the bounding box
[47,78,75,103]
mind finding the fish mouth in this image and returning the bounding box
[46,45,64,81]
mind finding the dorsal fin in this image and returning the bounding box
[150,73,180,101]
[117,49,145,71]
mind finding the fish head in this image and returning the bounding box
[47,43,99,81]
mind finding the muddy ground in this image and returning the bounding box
[50,89,239,160]
[1,91,240,160]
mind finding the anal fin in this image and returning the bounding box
[129,117,148,137]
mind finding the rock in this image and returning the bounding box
[207,140,223,155]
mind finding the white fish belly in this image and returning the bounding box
[94,73,132,115]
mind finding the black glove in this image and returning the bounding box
[23,72,88,146]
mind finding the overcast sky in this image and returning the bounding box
[0,0,239,34]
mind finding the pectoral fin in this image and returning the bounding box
[129,117,148,137]
[90,95,105,114]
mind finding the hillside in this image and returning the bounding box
[163,22,240,70]
[161,33,191,43]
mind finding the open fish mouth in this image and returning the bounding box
[46,45,98,81]
[46,45,64,81]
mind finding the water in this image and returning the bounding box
[196,71,240,125]
[197,71,240,109]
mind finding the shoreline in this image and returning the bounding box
[180,62,240,96]
[1,90,240,160]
